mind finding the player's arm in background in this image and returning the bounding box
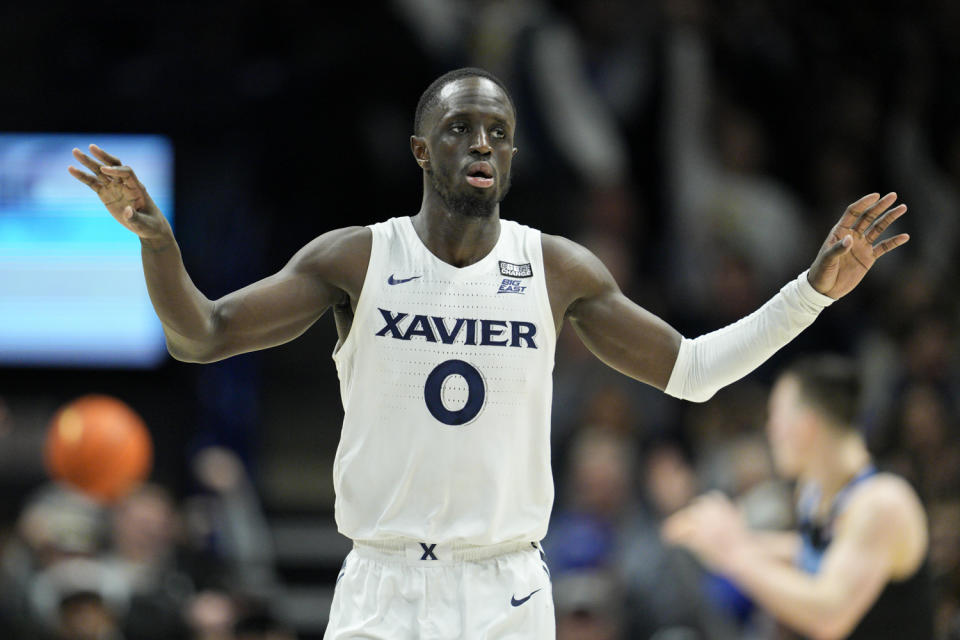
[543,193,910,398]
[69,144,370,363]
[749,530,802,564]
[662,482,928,640]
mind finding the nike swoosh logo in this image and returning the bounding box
[510,589,541,607]
[387,274,422,285]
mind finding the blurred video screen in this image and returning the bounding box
[0,133,174,368]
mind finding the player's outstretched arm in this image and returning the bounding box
[547,193,910,400]
[543,234,682,390]
[69,145,369,363]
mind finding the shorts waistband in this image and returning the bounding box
[352,538,540,563]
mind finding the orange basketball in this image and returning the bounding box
[44,395,153,503]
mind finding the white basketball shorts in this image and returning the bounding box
[324,539,555,640]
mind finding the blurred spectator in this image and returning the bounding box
[13,486,104,567]
[643,439,698,518]
[391,0,638,242]
[182,447,278,600]
[554,570,623,640]
[56,591,124,640]
[393,0,629,187]
[105,485,193,640]
[546,427,634,575]
[887,94,960,288]
[1,485,105,636]
[884,383,960,503]
[108,485,180,580]
[619,439,741,639]
[929,499,960,638]
[558,0,658,122]
[663,6,811,321]
[184,590,235,640]
[29,558,129,640]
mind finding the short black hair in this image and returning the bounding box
[413,67,516,136]
[782,354,861,428]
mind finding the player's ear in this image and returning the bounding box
[410,135,430,171]
[512,146,518,157]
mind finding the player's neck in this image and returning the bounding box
[412,194,501,268]
[804,431,871,504]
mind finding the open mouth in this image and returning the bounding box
[465,162,495,189]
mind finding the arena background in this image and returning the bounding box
[1,1,958,638]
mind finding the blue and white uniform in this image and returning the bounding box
[326,216,556,639]
[796,466,934,640]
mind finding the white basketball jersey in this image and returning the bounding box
[332,216,557,545]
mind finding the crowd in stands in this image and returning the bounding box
[1,1,958,637]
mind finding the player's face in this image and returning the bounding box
[423,78,517,217]
[766,375,812,478]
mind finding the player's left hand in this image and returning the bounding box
[807,192,909,299]
[661,491,749,572]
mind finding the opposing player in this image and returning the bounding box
[69,68,910,639]
[664,355,933,639]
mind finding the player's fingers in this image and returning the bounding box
[99,165,132,175]
[100,165,142,188]
[67,166,102,193]
[837,193,880,228]
[72,148,109,179]
[821,234,854,263]
[865,204,907,242]
[853,192,897,233]
[89,144,122,166]
[873,233,910,259]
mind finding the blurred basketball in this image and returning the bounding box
[44,395,153,503]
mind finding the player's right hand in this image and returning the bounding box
[68,144,172,247]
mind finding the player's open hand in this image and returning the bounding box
[68,144,171,247]
[807,193,910,299]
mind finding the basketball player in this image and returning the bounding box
[69,68,910,639]
[663,355,933,639]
